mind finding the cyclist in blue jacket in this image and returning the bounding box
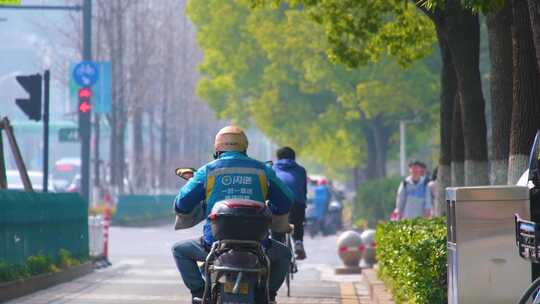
[172,126,294,304]
[272,147,308,260]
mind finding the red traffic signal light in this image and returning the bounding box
[78,87,92,99]
[79,101,92,113]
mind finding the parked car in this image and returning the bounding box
[6,170,54,192]
[52,157,80,191]
[66,174,81,193]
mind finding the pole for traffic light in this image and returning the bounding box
[1,2,92,199]
[43,70,50,192]
[80,0,92,202]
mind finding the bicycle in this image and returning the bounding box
[285,224,298,297]
[515,214,540,304]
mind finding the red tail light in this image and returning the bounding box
[209,213,217,221]
[224,202,262,209]
[56,164,75,172]
[339,246,348,253]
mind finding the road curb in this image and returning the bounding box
[362,268,395,304]
[0,261,93,303]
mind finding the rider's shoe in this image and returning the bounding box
[295,240,306,260]
[191,288,204,304]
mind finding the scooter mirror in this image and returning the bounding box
[175,168,196,180]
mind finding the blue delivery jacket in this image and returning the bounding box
[174,151,294,245]
[313,185,331,219]
[272,159,307,205]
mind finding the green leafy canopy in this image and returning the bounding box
[187,0,439,176]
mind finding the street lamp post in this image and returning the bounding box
[400,120,407,177]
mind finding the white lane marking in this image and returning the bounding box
[98,279,180,285]
[49,293,188,302]
[124,269,178,277]
[111,259,146,268]
[300,263,363,282]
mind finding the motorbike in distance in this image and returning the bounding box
[175,168,272,304]
[305,200,343,237]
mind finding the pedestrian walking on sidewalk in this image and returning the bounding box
[395,161,432,220]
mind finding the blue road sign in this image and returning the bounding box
[73,61,99,87]
[94,62,111,114]
[70,61,111,114]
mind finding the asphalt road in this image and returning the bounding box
[6,222,368,304]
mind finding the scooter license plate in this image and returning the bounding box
[223,282,249,295]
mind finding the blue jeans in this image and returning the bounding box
[172,238,291,297]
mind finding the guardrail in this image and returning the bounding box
[113,194,175,224]
[0,190,89,264]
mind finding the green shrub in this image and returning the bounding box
[57,249,81,268]
[353,176,402,227]
[0,249,84,282]
[0,262,29,282]
[26,254,58,275]
[376,217,447,304]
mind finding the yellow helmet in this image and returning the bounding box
[214,126,249,152]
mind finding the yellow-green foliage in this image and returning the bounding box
[376,217,447,303]
[186,0,439,174]
[57,249,81,269]
[353,176,402,227]
[0,249,84,283]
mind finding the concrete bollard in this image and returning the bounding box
[360,229,376,268]
[335,230,363,274]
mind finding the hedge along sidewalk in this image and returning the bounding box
[375,217,447,304]
[112,194,176,225]
[0,261,92,303]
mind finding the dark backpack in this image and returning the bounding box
[402,177,430,190]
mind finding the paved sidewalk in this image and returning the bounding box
[5,225,368,304]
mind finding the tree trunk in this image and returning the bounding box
[109,96,118,187]
[451,94,465,186]
[159,97,168,190]
[527,0,540,70]
[148,108,156,190]
[433,20,458,216]
[362,118,387,180]
[352,166,362,190]
[93,114,100,189]
[130,2,144,192]
[444,0,489,186]
[115,3,126,194]
[132,107,144,190]
[508,0,540,184]
[363,122,378,180]
[372,118,388,179]
[487,5,514,185]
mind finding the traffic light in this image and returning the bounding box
[15,74,42,121]
[78,87,93,113]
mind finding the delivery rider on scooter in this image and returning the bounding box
[171,126,294,304]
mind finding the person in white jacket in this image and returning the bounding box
[395,161,432,220]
